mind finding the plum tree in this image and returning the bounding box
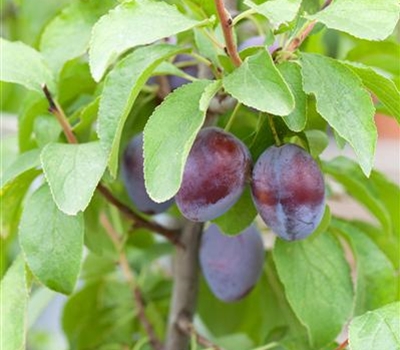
[238,35,280,53]
[176,127,252,221]
[199,224,265,302]
[251,144,325,241]
[122,133,174,214]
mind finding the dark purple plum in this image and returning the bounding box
[122,133,174,214]
[168,54,198,90]
[251,144,325,241]
[238,35,280,54]
[200,224,265,302]
[176,127,252,222]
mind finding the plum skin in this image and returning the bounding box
[121,133,174,214]
[251,144,325,241]
[176,127,252,222]
[200,224,265,302]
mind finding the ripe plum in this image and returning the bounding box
[176,127,252,222]
[251,144,325,241]
[122,133,174,214]
[200,224,265,302]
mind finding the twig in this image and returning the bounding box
[214,0,242,67]
[177,314,224,350]
[42,85,78,144]
[97,184,182,247]
[100,214,163,350]
[281,0,334,57]
[267,114,281,146]
[42,86,181,247]
[165,220,204,350]
[334,339,349,350]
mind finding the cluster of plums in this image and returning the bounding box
[122,127,325,302]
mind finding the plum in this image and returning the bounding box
[176,127,252,222]
[200,224,265,302]
[122,133,174,214]
[251,144,325,241]
[238,35,280,54]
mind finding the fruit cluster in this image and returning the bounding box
[122,127,325,302]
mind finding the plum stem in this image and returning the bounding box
[231,8,257,26]
[42,85,78,144]
[177,314,224,350]
[214,0,242,67]
[224,101,241,132]
[334,339,349,350]
[268,114,282,146]
[100,214,163,350]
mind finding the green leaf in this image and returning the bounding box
[308,0,400,41]
[143,80,213,202]
[349,302,400,350]
[62,280,135,349]
[0,149,41,237]
[40,0,115,73]
[273,233,354,348]
[277,62,307,132]
[0,38,55,92]
[343,62,400,122]
[333,220,397,315]
[19,184,84,294]
[304,129,329,158]
[244,0,302,27]
[301,53,376,176]
[1,149,41,188]
[223,50,294,116]
[33,115,62,148]
[89,0,207,81]
[41,141,107,215]
[345,41,400,77]
[212,186,257,235]
[0,255,32,350]
[98,44,184,177]
[323,157,392,234]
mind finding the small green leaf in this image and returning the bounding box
[0,38,55,92]
[223,50,294,116]
[1,149,41,188]
[212,186,257,235]
[143,80,213,202]
[343,62,400,122]
[98,44,184,177]
[89,0,207,81]
[323,157,392,234]
[304,129,329,158]
[333,220,397,315]
[301,53,376,176]
[277,61,307,132]
[19,184,84,294]
[273,233,354,348]
[244,0,302,27]
[349,302,400,350]
[41,141,107,215]
[308,0,400,41]
[40,0,115,73]
[33,115,62,148]
[0,255,32,350]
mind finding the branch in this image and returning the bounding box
[177,315,224,350]
[97,184,182,247]
[335,339,349,350]
[165,220,204,350]
[42,85,78,144]
[42,86,181,247]
[100,214,163,350]
[214,0,242,67]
